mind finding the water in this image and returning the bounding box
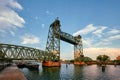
[20,63,120,80]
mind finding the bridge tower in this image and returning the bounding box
[74,35,84,61]
[42,19,84,67]
[42,19,61,66]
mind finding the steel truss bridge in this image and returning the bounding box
[0,19,83,61]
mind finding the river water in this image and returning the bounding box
[20,63,120,80]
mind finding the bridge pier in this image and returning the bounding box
[42,61,61,67]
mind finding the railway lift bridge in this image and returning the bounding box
[0,19,83,64]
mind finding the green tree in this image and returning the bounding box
[83,57,93,62]
[75,56,92,62]
[96,55,110,64]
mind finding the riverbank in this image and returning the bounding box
[0,64,27,80]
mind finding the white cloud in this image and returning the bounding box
[108,29,120,35]
[73,24,97,36]
[104,34,120,42]
[73,25,120,60]
[83,38,93,47]
[91,34,120,47]
[94,41,111,47]
[92,26,107,37]
[73,24,120,47]
[73,24,107,37]
[21,34,40,44]
[84,48,120,60]
[0,0,25,36]
[8,0,23,10]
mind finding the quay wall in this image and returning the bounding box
[0,64,27,80]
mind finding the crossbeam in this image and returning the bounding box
[60,31,78,45]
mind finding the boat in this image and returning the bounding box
[26,62,39,69]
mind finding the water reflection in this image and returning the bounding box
[41,67,60,80]
[73,65,84,79]
[81,65,100,80]
[61,64,74,79]
[102,66,106,72]
[20,64,120,80]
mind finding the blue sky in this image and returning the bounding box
[0,0,120,60]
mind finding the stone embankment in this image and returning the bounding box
[0,64,27,80]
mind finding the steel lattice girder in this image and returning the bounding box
[45,19,60,61]
[0,44,45,60]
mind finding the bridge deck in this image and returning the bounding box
[60,31,78,45]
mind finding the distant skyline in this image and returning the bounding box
[0,0,120,60]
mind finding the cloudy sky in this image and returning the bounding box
[0,0,120,60]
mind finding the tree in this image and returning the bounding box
[96,55,110,64]
[83,57,93,62]
[75,56,92,62]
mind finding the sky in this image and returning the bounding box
[0,0,120,60]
